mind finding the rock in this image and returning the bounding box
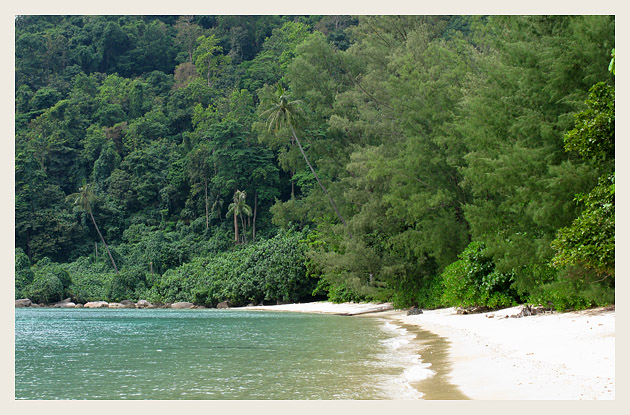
[75,304,84,308]
[119,300,136,308]
[108,303,125,308]
[456,306,491,315]
[510,304,554,318]
[15,299,32,307]
[171,302,194,309]
[136,300,153,309]
[217,301,232,309]
[84,301,109,308]
[53,298,76,308]
[52,298,72,308]
[407,306,423,316]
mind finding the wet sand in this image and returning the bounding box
[241,301,615,400]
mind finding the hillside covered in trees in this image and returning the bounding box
[15,15,615,311]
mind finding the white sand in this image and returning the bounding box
[240,302,615,400]
[241,301,393,315]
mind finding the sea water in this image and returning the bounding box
[14,308,435,400]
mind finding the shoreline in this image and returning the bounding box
[239,301,615,400]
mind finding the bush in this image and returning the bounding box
[65,256,115,303]
[318,279,367,304]
[441,242,519,309]
[147,230,317,307]
[527,266,615,311]
[25,258,72,302]
[109,267,149,301]
[15,248,34,299]
[69,272,115,303]
[23,274,64,304]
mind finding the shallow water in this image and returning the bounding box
[15,308,438,400]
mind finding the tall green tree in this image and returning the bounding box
[193,34,231,88]
[551,80,615,278]
[187,143,214,230]
[456,16,614,294]
[261,84,351,236]
[67,183,119,274]
[226,189,252,244]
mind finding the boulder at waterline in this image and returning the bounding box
[136,300,153,308]
[53,298,76,308]
[171,302,194,309]
[15,299,32,307]
[217,301,231,309]
[84,301,109,308]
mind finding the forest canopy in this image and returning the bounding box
[15,15,615,311]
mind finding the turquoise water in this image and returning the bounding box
[15,308,432,400]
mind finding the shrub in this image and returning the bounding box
[25,258,72,302]
[109,267,149,301]
[527,266,615,311]
[147,230,317,307]
[22,274,64,304]
[441,242,519,309]
[15,248,34,299]
[69,271,115,303]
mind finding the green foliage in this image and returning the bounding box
[551,176,615,276]
[14,16,615,310]
[552,82,615,278]
[22,257,71,304]
[66,257,116,303]
[527,267,615,311]
[22,274,64,305]
[563,82,615,170]
[441,242,519,309]
[312,278,366,304]
[148,230,315,307]
[108,267,149,301]
[15,248,35,299]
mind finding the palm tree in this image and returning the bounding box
[261,84,351,237]
[67,183,119,274]
[226,189,252,244]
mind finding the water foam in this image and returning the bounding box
[374,319,435,399]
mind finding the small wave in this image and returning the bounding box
[375,319,436,399]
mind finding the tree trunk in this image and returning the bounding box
[204,176,209,230]
[240,214,247,244]
[233,210,239,244]
[252,191,257,243]
[289,125,352,237]
[89,211,118,274]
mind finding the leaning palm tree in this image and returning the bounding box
[67,183,119,274]
[261,84,351,236]
[226,189,252,244]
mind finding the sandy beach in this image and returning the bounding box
[241,301,615,400]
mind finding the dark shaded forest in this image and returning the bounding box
[15,15,614,311]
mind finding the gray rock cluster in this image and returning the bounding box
[407,306,423,315]
[15,298,217,309]
[508,304,554,318]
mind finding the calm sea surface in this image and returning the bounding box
[15,308,434,400]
